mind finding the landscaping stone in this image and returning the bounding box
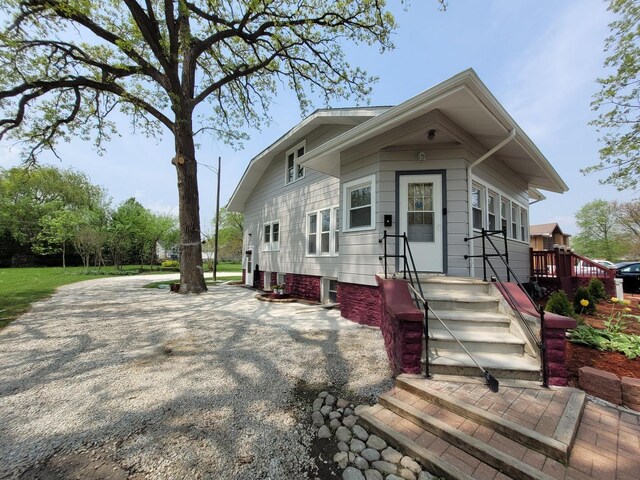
[579,367,622,405]
[353,455,369,470]
[336,426,352,443]
[387,475,404,480]
[337,398,350,409]
[381,447,403,464]
[325,394,336,406]
[319,391,329,398]
[371,460,397,475]
[364,469,383,480]
[348,452,356,463]
[312,411,324,427]
[353,424,369,441]
[338,442,349,453]
[418,471,436,480]
[343,415,358,428]
[400,456,422,474]
[330,419,342,431]
[344,407,355,416]
[334,452,349,469]
[361,448,381,462]
[343,466,365,480]
[350,439,366,454]
[321,405,333,416]
[399,468,417,480]
[313,397,324,411]
[318,425,331,438]
[366,435,387,450]
[329,411,342,420]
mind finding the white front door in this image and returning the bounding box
[399,174,443,272]
[245,246,255,286]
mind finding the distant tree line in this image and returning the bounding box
[572,199,640,261]
[0,166,179,269]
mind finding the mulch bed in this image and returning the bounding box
[565,293,640,387]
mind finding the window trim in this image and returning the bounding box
[284,140,306,185]
[471,182,485,231]
[343,174,376,232]
[471,179,529,244]
[306,206,339,257]
[262,220,280,251]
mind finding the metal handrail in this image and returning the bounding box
[379,231,429,378]
[465,228,548,388]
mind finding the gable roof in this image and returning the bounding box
[227,107,389,212]
[530,223,570,237]
[299,69,567,193]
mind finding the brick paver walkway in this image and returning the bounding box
[370,380,640,479]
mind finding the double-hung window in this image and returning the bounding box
[307,206,339,256]
[343,174,375,231]
[471,183,485,230]
[263,221,279,251]
[511,204,519,239]
[488,191,498,230]
[501,198,509,234]
[520,209,528,241]
[285,141,306,184]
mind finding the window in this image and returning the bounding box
[333,207,340,253]
[322,278,339,304]
[263,221,279,251]
[343,175,376,231]
[511,204,519,239]
[520,209,528,241]
[501,198,509,234]
[488,191,498,230]
[285,141,305,184]
[307,207,339,256]
[472,183,484,230]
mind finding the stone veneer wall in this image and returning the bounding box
[338,282,382,327]
[376,277,424,375]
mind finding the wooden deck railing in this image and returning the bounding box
[530,246,616,279]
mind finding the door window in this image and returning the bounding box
[407,182,434,242]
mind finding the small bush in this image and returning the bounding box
[573,286,596,315]
[545,290,574,317]
[161,260,179,269]
[587,278,607,303]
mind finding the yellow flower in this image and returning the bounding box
[611,297,619,303]
[580,299,589,307]
[624,299,631,305]
[625,307,632,312]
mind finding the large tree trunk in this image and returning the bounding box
[173,112,207,294]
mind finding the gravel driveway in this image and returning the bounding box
[0,275,393,479]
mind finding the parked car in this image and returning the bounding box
[575,258,616,276]
[615,261,640,293]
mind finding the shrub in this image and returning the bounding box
[545,290,574,317]
[587,278,607,303]
[161,260,179,269]
[573,286,596,314]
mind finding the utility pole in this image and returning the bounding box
[213,156,221,281]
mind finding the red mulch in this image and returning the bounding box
[565,293,640,387]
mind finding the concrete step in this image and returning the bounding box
[420,276,492,296]
[427,350,541,381]
[428,309,512,333]
[429,330,526,355]
[427,291,500,312]
[358,376,586,480]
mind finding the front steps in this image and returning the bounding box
[419,276,540,381]
[357,375,586,480]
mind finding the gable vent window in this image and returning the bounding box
[285,141,306,184]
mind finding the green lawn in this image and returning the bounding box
[0,265,177,329]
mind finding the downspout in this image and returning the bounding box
[467,129,516,277]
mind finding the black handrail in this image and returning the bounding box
[465,228,548,387]
[379,231,430,378]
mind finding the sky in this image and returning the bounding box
[0,0,636,236]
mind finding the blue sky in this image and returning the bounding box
[0,0,635,236]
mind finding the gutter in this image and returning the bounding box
[467,129,516,277]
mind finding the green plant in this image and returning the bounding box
[161,260,179,269]
[569,323,640,360]
[573,286,596,315]
[587,278,607,303]
[545,290,574,317]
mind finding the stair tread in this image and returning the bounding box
[428,309,511,323]
[429,330,525,344]
[429,350,540,371]
[427,291,498,302]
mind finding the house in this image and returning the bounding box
[530,223,571,251]
[229,69,573,383]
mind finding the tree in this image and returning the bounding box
[0,1,403,293]
[571,199,626,260]
[613,199,640,257]
[582,0,640,190]
[214,207,243,262]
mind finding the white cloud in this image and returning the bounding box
[502,0,612,140]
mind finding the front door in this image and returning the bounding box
[399,174,443,272]
[245,246,254,286]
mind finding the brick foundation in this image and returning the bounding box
[339,282,382,327]
[376,277,424,375]
[284,273,321,302]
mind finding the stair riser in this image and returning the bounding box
[428,299,499,312]
[422,283,491,296]
[429,341,525,355]
[428,364,541,381]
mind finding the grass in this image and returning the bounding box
[0,265,179,330]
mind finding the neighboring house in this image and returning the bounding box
[530,223,571,251]
[228,69,568,327]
